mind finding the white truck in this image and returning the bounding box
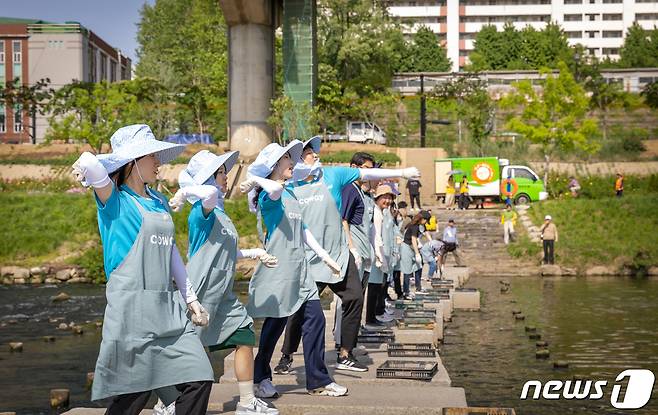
[345,121,387,145]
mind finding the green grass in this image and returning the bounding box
[319,151,401,165]
[0,189,257,282]
[509,194,658,269]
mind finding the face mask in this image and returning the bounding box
[203,176,225,209]
[291,160,322,182]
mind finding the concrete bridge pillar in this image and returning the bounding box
[219,0,276,158]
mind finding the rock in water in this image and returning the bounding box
[9,342,23,352]
[51,292,70,303]
[50,389,70,409]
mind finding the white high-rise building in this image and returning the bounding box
[387,0,658,72]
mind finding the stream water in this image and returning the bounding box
[1,277,657,414]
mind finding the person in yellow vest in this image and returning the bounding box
[458,176,470,210]
[500,204,518,244]
[425,211,437,233]
[445,175,456,210]
[615,173,624,198]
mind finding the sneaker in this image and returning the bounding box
[384,308,395,316]
[153,399,175,415]
[235,397,279,415]
[255,379,279,398]
[309,382,349,396]
[273,354,293,375]
[403,294,413,300]
[336,353,368,372]
[376,314,394,323]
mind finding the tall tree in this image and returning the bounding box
[317,0,407,95]
[642,81,658,109]
[619,24,658,68]
[403,26,451,72]
[501,62,599,188]
[432,75,494,156]
[136,0,228,137]
[0,77,53,143]
[45,81,141,153]
[469,25,503,71]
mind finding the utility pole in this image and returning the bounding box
[420,74,426,148]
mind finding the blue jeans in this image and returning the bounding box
[403,269,423,295]
[254,300,332,390]
[428,260,437,278]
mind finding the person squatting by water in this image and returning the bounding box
[272,141,420,374]
[71,124,214,415]
[166,149,281,415]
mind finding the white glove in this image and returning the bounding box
[169,185,218,212]
[240,248,279,268]
[402,167,421,179]
[415,253,422,264]
[239,175,258,194]
[323,257,341,276]
[187,300,209,327]
[350,248,362,269]
[72,152,110,188]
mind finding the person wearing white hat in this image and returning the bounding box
[70,124,213,415]
[166,149,279,415]
[273,139,421,374]
[239,140,348,398]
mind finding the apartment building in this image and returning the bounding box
[387,0,658,72]
[0,18,131,143]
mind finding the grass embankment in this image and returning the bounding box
[508,174,658,270]
[0,180,257,283]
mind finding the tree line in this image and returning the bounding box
[1,0,657,152]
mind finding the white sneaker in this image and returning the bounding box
[235,397,279,415]
[255,379,279,398]
[153,399,175,415]
[384,308,395,316]
[376,314,394,323]
[309,382,348,396]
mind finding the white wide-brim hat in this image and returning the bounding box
[545,215,552,220]
[179,150,240,187]
[303,136,322,154]
[97,124,186,173]
[247,140,303,179]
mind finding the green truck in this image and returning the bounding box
[434,157,548,204]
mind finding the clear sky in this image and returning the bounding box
[2,0,154,64]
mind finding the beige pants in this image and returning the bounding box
[445,193,455,209]
[504,221,515,244]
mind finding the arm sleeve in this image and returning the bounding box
[253,176,284,201]
[360,168,406,181]
[373,208,384,249]
[171,245,198,304]
[303,228,332,262]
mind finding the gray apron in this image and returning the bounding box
[393,219,403,272]
[186,208,253,346]
[368,206,386,284]
[349,183,374,279]
[400,241,421,275]
[290,176,350,284]
[92,193,213,401]
[383,209,398,270]
[247,188,319,318]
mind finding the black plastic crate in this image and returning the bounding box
[376,360,438,381]
[387,343,436,357]
[404,309,436,319]
[357,328,395,343]
[396,319,436,329]
[395,300,425,310]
